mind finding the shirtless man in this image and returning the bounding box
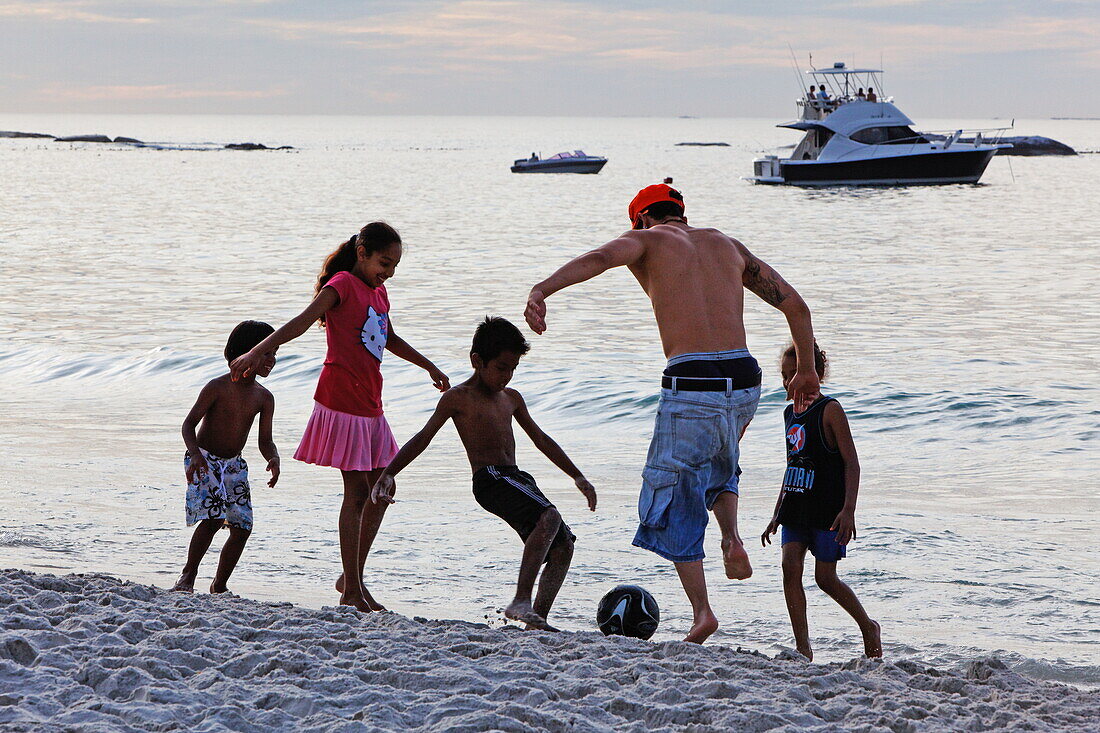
[371,316,597,631]
[525,183,819,643]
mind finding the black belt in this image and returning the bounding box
[661,375,761,392]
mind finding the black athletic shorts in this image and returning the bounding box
[472,465,575,554]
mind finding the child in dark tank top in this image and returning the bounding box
[761,342,882,661]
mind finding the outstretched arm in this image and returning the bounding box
[230,288,339,381]
[512,391,596,510]
[370,394,456,504]
[386,320,449,391]
[824,402,861,545]
[737,241,819,411]
[525,233,645,334]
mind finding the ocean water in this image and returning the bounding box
[1,113,1098,687]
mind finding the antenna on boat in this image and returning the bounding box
[788,45,808,96]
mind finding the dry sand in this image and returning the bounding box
[0,569,1095,732]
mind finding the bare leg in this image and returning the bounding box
[782,542,812,660]
[814,561,881,658]
[173,518,223,592]
[674,560,719,643]
[532,538,574,622]
[337,470,373,612]
[336,468,389,611]
[712,492,752,580]
[504,508,561,631]
[209,526,250,593]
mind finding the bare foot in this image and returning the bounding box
[209,582,230,594]
[684,611,719,644]
[796,645,814,661]
[720,538,753,580]
[171,573,195,593]
[339,593,373,613]
[862,620,882,658]
[336,575,386,611]
[505,601,559,632]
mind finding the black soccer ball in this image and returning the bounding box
[596,584,660,640]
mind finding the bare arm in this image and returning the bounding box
[511,390,596,510]
[370,394,457,504]
[181,381,218,482]
[824,401,861,545]
[525,234,646,334]
[737,240,819,411]
[230,288,339,380]
[386,320,450,391]
[257,390,280,488]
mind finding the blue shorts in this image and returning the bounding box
[781,524,847,562]
[632,350,761,563]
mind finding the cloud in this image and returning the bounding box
[241,0,1100,74]
[38,84,287,100]
[0,1,155,24]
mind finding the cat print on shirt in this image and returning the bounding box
[360,305,389,361]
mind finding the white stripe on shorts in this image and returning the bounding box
[487,466,551,508]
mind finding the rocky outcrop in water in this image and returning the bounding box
[113,136,144,144]
[55,134,114,143]
[676,141,730,147]
[0,131,55,139]
[225,142,294,151]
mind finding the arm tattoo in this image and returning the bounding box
[744,259,789,307]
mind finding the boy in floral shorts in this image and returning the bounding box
[172,321,281,594]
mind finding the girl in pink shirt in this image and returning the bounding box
[231,222,449,612]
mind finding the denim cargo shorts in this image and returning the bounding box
[632,377,760,563]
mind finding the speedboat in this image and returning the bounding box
[746,62,1008,186]
[511,150,607,174]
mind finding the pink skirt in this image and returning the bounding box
[294,402,399,472]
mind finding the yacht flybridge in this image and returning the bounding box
[747,63,1007,186]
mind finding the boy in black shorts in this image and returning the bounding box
[371,317,596,631]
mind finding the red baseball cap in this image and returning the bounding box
[628,183,685,227]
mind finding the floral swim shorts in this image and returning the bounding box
[184,449,253,531]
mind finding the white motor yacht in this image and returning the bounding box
[747,63,1007,186]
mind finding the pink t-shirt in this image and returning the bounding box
[314,271,390,417]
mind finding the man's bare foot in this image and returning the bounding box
[171,574,195,593]
[684,611,719,644]
[209,582,230,594]
[505,601,559,632]
[339,593,373,613]
[335,574,344,593]
[796,645,814,661]
[862,620,882,658]
[720,538,752,580]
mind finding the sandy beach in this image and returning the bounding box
[0,570,1094,732]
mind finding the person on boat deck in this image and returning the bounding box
[807,85,816,101]
[530,152,538,161]
[856,88,866,100]
[866,88,877,102]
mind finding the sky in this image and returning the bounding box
[2,0,1098,118]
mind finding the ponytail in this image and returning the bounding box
[315,221,402,326]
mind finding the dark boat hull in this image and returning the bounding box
[780,149,997,186]
[511,160,607,174]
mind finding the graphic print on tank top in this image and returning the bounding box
[783,422,816,494]
[360,305,388,362]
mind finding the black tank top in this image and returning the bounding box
[777,396,846,530]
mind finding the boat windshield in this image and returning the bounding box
[545,150,588,160]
